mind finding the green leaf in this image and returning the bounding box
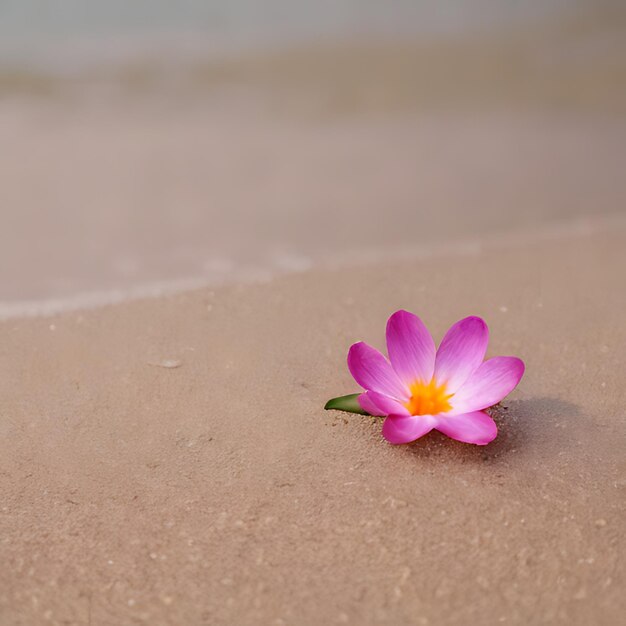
[324,393,369,415]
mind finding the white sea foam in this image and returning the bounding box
[0,213,622,321]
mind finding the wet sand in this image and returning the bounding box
[2,2,626,309]
[1,222,624,625]
[1,102,625,311]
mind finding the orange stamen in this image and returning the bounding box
[405,379,453,416]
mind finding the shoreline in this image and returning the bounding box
[1,211,624,322]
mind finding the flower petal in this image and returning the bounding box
[382,414,435,444]
[358,392,385,417]
[434,316,489,392]
[450,356,525,414]
[434,411,497,445]
[386,310,436,386]
[366,391,410,417]
[348,342,409,400]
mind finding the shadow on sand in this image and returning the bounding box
[401,397,582,463]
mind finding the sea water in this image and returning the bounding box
[0,0,573,70]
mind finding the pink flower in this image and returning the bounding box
[348,310,525,445]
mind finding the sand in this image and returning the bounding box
[1,221,624,625]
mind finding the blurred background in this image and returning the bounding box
[1,0,625,315]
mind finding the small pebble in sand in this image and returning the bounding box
[499,306,508,313]
[149,359,181,369]
[49,324,56,331]
[594,518,607,527]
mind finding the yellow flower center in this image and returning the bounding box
[405,379,453,416]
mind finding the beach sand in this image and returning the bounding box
[1,222,624,625]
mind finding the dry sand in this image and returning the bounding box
[1,221,624,625]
